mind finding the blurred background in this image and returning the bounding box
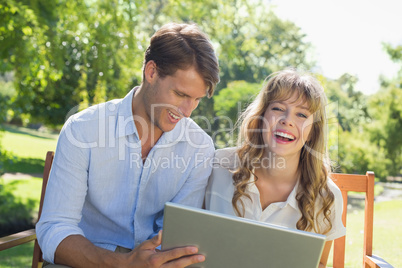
[0,0,401,266]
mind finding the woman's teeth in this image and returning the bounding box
[274,131,295,141]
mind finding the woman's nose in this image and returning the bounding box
[279,114,294,127]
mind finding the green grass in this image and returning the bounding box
[327,199,402,267]
[1,124,58,159]
[370,200,402,265]
[1,124,58,174]
[0,241,35,268]
[0,125,57,267]
[1,177,43,212]
[0,178,43,268]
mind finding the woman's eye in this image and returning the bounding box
[298,113,308,118]
[272,107,283,111]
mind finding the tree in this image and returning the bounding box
[0,0,151,126]
[334,128,390,180]
[319,73,371,132]
[159,0,313,87]
[368,86,402,177]
[1,0,76,125]
[365,43,402,178]
[1,0,313,128]
[315,74,389,178]
[212,80,261,147]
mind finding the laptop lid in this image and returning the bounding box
[161,202,326,268]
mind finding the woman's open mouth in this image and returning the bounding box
[273,130,296,143]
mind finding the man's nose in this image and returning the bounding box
[179,99,198,118]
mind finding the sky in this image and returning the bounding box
[269,0,402,95]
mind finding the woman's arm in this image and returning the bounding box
[318,240,333,268]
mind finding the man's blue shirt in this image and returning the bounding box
[36,88,214,263]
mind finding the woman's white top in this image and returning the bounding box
[205,148,346,241]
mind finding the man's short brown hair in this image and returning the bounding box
[143,23,220,97]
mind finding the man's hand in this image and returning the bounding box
[125,230,205,268]
[54,231,204,268]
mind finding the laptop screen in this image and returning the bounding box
[161,202,325,268]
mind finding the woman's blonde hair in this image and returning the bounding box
[232,68,334,234]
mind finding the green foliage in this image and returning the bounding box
[1,0,313,127]
[214,80,261,120]
[319,73,371,132]
[383,43,402,64]
[0,144,3,176]
[211,81,260,147]
[316,73,396,180]
[1,0,65,125]
[0,181,36,236]
[1,0,145,126]
[367,87,402,177]
[365,43,402,177]
[171,0,313,87]
[335,129,390,180]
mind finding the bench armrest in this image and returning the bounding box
[365,254,394,268]
[0,229,36,251]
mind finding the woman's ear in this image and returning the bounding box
[144,60,158,84]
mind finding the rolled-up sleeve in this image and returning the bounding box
[36,117,90,263]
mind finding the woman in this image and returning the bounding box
[205,69,346,267]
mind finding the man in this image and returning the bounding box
[36,22,220,267]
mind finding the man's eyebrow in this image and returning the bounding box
[175,89,206,99]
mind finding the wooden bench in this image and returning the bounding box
[0,152,394,267]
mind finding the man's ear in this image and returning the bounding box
[144,60,158,84]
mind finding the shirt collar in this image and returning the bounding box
[156,118,197,146]
[247,172,300,210]
[116,88,138,138]
[247,173,259,195]
[115,87,190,144]
[286,180,300,209]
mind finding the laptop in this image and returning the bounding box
[161,202,326,268]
